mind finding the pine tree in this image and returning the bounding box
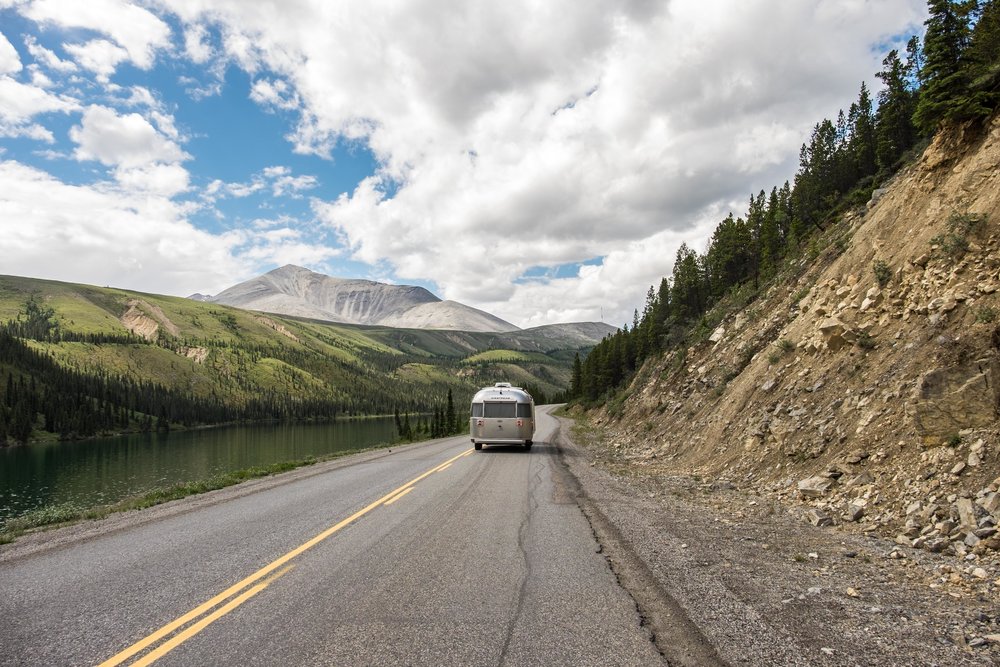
[446,388,456,435]
[913,0,975,133]
[851,82,877,178]
[876,48,918,172]
[570,353,583,398]
[965,0,1000,108]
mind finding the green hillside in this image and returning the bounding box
[0,275,584,444]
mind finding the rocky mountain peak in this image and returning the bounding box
[199,265,518,332]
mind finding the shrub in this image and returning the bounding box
[976,306,997,323]
[931,210,989,260]
[873,260,892,287]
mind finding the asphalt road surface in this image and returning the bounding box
[0,407,665,666]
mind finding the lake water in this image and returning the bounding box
[0,418,398,525]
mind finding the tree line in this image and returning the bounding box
[570,0,1000,403]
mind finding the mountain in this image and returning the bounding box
[198,265,519,333]
[0,273,614,444]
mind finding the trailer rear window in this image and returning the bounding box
[471,403,483,417]
[516,403,532,418]
[484,402,516,418]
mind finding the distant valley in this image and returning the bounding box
[0,273,615,445]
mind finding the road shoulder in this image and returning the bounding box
[553,414,1000,666]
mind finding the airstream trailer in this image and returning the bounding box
[470,382,535,450]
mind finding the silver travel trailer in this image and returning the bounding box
[470,382,535,450]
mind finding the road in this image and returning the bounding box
[0,407,665,666]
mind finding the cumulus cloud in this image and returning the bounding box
[0,73,77,141]
[63,39,129,81]
[22,0,171,70]
[0,30,21,74]
[202,165,318,201]
[23,35,77,73]
[70,105,188,168]
[0,159,337,294]
[1,0,929,326]
[183,23,213,64]
[154,0,926,325]
[250,78,300,111]
[0,159,241,294]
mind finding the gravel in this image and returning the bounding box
[554,416,1000,667]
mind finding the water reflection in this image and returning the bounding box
[0,418,397,523]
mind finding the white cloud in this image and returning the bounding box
[165,0,923,325]
[64,39,129,81]
[203,165,318,201]
[3,0,930,326]
[0,160,338,295]
[183,23,213,64]
[0,76,73,120]
[0,30,21,74]
[113,162,190,196]
[70,104,189,168]
[0,159,242,295]
[0,121,53,142]
[250,78,300,111]
[21,0,171,70]
[23,35,77,73]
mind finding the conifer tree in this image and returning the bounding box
[914,0,975,133]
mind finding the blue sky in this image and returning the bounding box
[0,0,927,327]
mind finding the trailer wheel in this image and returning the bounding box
[474,442,483,451]
[524,440,533,450]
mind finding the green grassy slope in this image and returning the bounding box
[0,275,582,443]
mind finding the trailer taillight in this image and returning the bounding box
[517,419,523,427]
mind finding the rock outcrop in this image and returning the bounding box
[592,115,1000,563]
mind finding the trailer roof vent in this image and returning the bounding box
[494,382,513,388]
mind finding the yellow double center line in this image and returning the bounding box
[99,448,474,667]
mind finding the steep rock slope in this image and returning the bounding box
[598,116,1000,565]
[201,265,519,332]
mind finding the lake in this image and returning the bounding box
[0,417,399,525]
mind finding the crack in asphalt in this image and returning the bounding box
[497,448,543,667]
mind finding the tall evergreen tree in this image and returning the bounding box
[876,48,918,172]
[913,0,976,133]
[965,0,1000,108]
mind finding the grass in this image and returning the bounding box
[462,349,547,364]
[0,445,398,545]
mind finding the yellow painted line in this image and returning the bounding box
[130,566,294,667]
[383,487,413,506]
[98,448,473,667]
[438,463,452,472]
[381,484,414,504]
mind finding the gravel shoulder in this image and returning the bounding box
[554,415,1000,667]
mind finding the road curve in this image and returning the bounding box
[0,407,664,666]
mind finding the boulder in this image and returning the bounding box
[907,358,1000,444]
[798,476,836,498]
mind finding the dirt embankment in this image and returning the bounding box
[585,115,1000,658]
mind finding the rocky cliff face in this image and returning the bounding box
[201,265,520,332]
[595,115,1000,563]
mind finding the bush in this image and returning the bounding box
[931,210,988,260]
[873,260,892,287]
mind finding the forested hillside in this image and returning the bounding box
[0,276,593,444]
[571,0,1000,401]
[568,0,1000,574]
